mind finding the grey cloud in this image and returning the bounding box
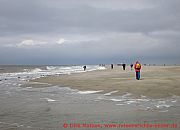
[0,0,180,64]
[1,0,180,35]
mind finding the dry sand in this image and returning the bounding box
[32,66,180,98]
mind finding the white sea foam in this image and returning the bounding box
[46,65,106,75]
[26,87,32,89]
[122,93,132,98]
[94,100,100,102]
[0,65,106,81]
[158,101,166,104]
[136,99,150,102]
[0,121,24,127]
[42,98,56,102]
[31,68,43,73]
[140,95,147,98]
[97,66,106,70]
[99,93,178,113]
[156,104,171,108]
[18,84,22,86]
[145,107,151,110]
[77,90,103,94]
[159,110,169,112]
[109,99,123,102]
[96,96,105,100]
[126,100,137,104]
[104,91,118,96]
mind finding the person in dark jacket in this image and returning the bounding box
[122,63,126,70]
[83,65,86,71]
[111,64,114,69]
[130,64,133,70]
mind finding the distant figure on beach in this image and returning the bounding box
[134,61,141,80]
[83,65,86,71]
[111,64,114,69]
[130,64,133,70]
[99,64,105,66]
[122,64,126,70]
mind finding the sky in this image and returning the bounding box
[0,0,180,65]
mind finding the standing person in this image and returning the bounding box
[122,63,126,70]
[111,64,114,69]
[130,64,133,70]
[83,65,86,71]
[134,61,141,80]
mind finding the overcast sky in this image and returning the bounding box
[0,0,180,65]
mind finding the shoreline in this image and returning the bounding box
[28,66,180,98]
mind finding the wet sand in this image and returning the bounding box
[32,66,180,98]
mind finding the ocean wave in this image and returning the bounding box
[0,65,106,81]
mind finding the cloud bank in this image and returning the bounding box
[0,0,180,64]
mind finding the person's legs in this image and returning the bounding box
[137,71,140,80]
[136,72,138,79]
[136,71,140,80]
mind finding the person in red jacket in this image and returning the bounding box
[134,61,141,80]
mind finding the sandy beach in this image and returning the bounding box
[32,65,180,98]
[0,65,180,130]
